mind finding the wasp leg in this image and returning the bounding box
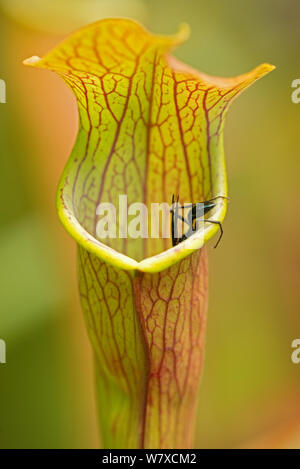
[204,219,223,248]
[177,214,188,223]
[172,214,188,246]
[176,234,188,244]
[171,194,175,245]
[171,194,182,246]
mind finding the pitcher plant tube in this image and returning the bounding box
[24,18,274,449]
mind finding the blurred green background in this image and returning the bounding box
[0,0,299,448]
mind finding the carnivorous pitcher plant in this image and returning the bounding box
[24,18,274,449]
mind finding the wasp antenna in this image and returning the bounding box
[216,195,230,202]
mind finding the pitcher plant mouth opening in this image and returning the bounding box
[24,18,274,273]
[56,187,228,272]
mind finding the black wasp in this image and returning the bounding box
[170,194,227,248]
